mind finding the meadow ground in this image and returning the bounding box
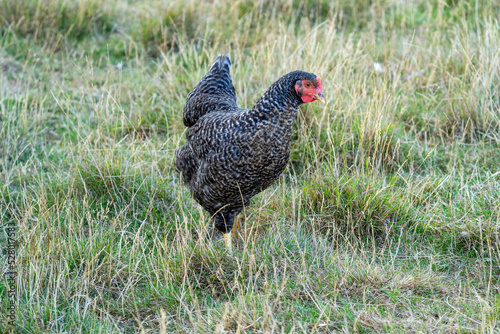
[1,0,500,332]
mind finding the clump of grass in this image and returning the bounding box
[0,0,116,43]
[298,168,416,238]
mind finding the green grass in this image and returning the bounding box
[1,0,500,332]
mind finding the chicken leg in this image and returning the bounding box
[213,211,235,252]
[232,216,242,239]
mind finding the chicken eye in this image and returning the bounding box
[305,82,312,88]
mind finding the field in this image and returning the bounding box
[1,0,500,332]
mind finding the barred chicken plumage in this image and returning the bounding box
[175,55,325,249]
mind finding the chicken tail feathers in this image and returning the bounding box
[182,54,238,127]
[210,54,231,73]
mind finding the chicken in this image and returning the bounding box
[175,55,325,249]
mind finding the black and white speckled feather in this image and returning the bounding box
[182,55,237,127]
[175,55,320,234]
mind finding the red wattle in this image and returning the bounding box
[301,95,314,103]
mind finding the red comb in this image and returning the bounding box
[316,77,323,92]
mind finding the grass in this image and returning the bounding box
[1,0,499,332]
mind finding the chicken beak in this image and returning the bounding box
[313,92,326,103]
